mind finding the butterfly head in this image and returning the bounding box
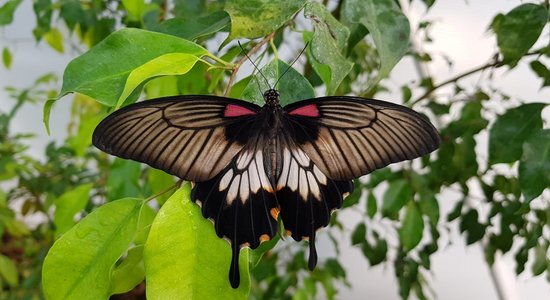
[263,89,280,106]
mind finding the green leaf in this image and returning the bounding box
[399,202,424,252]
[530,61,550,88]
[111,246,145,295]
[491,4,548,65]
[44,28,64,53]
[53,183,93,238]
[489,103,546,164]
[58,28,209,107]
[144,184,250,298]
[116,53,202,107]
[362,235,387,265]
[174,0,205,19]
[0,254,18,287]
[342,180,361,208]
[155,11,230,40]
[366,192,377,218]
[224,0,305,41]
[342,0,410,81]
[381,179,412,217]
[2,47,12,69]
[241,59,315,106]
[146,168,175,206]
[418,190,439,227]
[459,209,485,245]
[0,0,22,26]
[351,223,366,245]
[107,158,141,201]
[42,198,143,300]
[519,129,550,201]
[304,2,353,94]
[531,243,548,276]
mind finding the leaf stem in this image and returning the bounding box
[145,180,183,203]
[223,31,277,96]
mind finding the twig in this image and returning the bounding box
[223,31,277,96]
[410,50,542,105]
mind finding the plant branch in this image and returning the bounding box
[410,50,543,105]
[223,31,277,96]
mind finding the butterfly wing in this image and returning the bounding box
[276,96,440,269]
[191,144,279,288]
[283,96,441,180]
[92,95,262,181]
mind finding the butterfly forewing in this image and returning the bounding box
[283,96,441,180]
[92,96,262,182]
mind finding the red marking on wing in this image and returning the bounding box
[224,104,257,117]
[288,104,320,117]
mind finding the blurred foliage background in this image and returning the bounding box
[1,0,550,299]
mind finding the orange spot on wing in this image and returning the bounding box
[270,207,280,219]
[260,234,270,242]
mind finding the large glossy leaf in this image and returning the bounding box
[519,130,550,201]
[342,0,410,81]
[154,11,230,40]
[42,198,143,300]
[224,0,305,41]
[304,2,353,94]
[241,59,315,106]
[53,183,93,238]
[491,4,548,66]
[0,0,22,26]
[144,184,250,299]
[58,28,209,106]
[488,103,546,164]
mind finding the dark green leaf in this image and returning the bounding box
[342,180,361,208]
[342,0,410,81]
[362,235,387,265]
[532,244,548,276]
[305,2,353,94]
[174,0,205,18]
[351,223,366,245]
[154,11,230,40]
[519,129,550,201]
[241,59,315,106]
[491,4,548,65]
[459,209,486,245]
[399,202,424,252]
[382,179,412,217]
[366,191,377,218]
[107,159,141,201]
[489,103,546,164]
[530,61,550,87]
[0,0,22,26]
[418,190,439,226]
[224,0,305,41]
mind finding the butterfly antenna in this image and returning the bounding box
[274,41,309,89]
[238,41,272,90]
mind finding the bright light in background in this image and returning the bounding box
[1,0,549,299]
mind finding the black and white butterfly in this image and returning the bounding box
[92,88,440,288]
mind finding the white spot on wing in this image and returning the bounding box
[313,165,327,185]
[299,168,308,200]
[219,169,233,191]
[277,148,291,189]
[255,151,272,191]
[249,160,261,193]
[227,174,240,205]
[239,171,249,204]
[307,171,321,200]
[288,159,298,191]
[236,151,253,169]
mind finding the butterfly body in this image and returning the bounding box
[93,90,440,289]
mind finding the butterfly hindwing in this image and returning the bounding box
[275,146,353,270]
[191,148,279,288]
[92,96,262,181]
[283,96,441,180]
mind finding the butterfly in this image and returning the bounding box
[92,88,440,288]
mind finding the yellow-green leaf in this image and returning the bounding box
[44,28,65,53]
[144,184,250,299]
